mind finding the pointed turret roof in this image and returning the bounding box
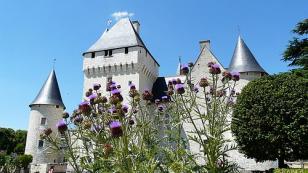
[228,36,266,73]
[30,69,65,108]
[84,18,145,53]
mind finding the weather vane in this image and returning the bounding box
[107,19,112,31]
[53,58,56,69]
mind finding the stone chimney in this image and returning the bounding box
[132,21,140,34]
[199,40,210,51]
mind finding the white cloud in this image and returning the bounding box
[111,11,134,21]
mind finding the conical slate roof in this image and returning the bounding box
[84,18,144,54]
[228,36,266,73]
[30,69,65,108]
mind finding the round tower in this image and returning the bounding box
[25,69,65,165]
[228,36,267,82]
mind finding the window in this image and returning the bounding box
[108,50,112,56]
[104,50,108,56]
[91,52,95,58]
[38,140,44,148]
[128,81,132,85]
[125,47,128,54]
[56,105,59,108]
[40,118,47,125]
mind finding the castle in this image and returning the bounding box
[25,18,276,172]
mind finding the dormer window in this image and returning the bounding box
[125,47,128,54]
[91,52,95,58]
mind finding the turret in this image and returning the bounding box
[25,69,65,165]
[228,36,267,81]
[82,18,159,102]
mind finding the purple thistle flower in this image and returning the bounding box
[109,121,123,137]
[175,84,185,94]
[122,104,129,113]
[172,79,177,85]
[129,83,136,90]
[88,93,97,99]
[56,119,67,133]
[231,71,240,81]
[209,63,221,74]
[180,64,189,75]
[88,93,97,103]
[111,89,121,95]
[79,101,91,114]
[110,84,117,90]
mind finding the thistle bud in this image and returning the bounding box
[142,90,153,101]
[93,83,101,90]
[199,78,209,87]
[62,112,69,119]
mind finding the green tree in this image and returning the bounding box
[14,154,32,169]
[283,19,308,69]
[0,128,15,154]
[231,73,308,168]
[13,130,27,154]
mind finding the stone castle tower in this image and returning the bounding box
[82,18,159,100]
[25,69,65,168]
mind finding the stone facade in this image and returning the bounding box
[83,41,158,104]
[25,105,65,172]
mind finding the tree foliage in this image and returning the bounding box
[0,128,27,155]
[231,73,308,168]
[283,19,308,69]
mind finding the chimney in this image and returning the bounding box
[199,40,210,51]
[132,21,140,34]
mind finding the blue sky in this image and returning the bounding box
[0,0,307,130]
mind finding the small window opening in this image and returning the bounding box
[56,105,59,108]
[91,52,95,58]
[125,47,128,54]
[104,50,108,56]
[109,50,112,56]
[40,118,47,125]
[38,140,44,148]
